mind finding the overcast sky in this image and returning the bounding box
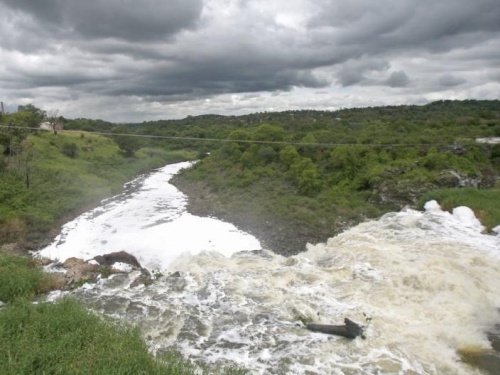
[1,0,499,122]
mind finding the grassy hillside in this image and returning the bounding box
[0,129,195,245]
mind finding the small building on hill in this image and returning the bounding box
[39,120,63,132]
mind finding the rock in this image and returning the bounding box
[93,251,142,269]
[63,257,99,285]
[129,269,153,288]
[375,180,436,207]
[438,170,481,188]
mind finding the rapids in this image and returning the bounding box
[40,162,500,374]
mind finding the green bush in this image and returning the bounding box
[61,142,78,158]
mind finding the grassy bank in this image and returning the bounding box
[0,130,195,245]
[0,252,244,374]
[0,298,245,375]
[419,188,500,231]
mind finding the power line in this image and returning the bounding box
[0,124,478,148]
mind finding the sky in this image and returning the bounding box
[0,0,499,123]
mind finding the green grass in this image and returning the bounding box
[0,130,196,243]
[0,254,61,303]
[0,298,246,375]
[419,188,500,231]
[0,254,44,302]
[0,251,245,375]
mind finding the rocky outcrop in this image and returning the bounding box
[63,257,99,286]
[374,167,497,208]
[93,251,142,269]
[436,170,481,188]
[48,251,152,290]
[375,180,436,207]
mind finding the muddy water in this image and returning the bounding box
[41,163,500,374]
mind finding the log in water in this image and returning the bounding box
[306,318,364,339]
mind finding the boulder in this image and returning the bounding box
[63,257,99,285]
[93,251,142,269]
[94,251,152,287]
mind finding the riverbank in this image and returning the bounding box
[170,172,357,256]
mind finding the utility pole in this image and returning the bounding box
[0,101,4,114]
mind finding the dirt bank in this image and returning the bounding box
[170,174,348,257]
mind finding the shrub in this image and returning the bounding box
[61,142,78,158]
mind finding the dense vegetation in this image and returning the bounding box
[42,100,500,254]
[166,100,500,253]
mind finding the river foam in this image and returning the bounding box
[40,162,500,374]
[39,162,261,270]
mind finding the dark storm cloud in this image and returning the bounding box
[337,59,389,86]
[0,0,499,121]
[96,61,329,99]
[309,0,500,52]
[1,0,203,41]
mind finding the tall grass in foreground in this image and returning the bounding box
[0,299,246,375]
[419,188,500,231]
[0,252,245,374]
[0,254,60,303]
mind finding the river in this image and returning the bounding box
[39,162,500,375]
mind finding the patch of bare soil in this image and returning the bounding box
[170,174,335,256]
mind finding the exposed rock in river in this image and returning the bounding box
[47,251,152,290]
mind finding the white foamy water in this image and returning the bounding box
[39,162,261,270]
[41,162,500,374]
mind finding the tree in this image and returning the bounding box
[110,126,141,157]
[290,157,322,195]
[46,109,61,135]
[252,124,287,144]
[256,145,277,165]
[279,145,300,168]
[17,104,46,127]
[114,135,141,157]
[298,133,318,159]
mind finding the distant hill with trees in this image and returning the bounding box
[2,100,499,254]
[165,100,500,254]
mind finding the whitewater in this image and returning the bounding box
[40,162,500,374]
